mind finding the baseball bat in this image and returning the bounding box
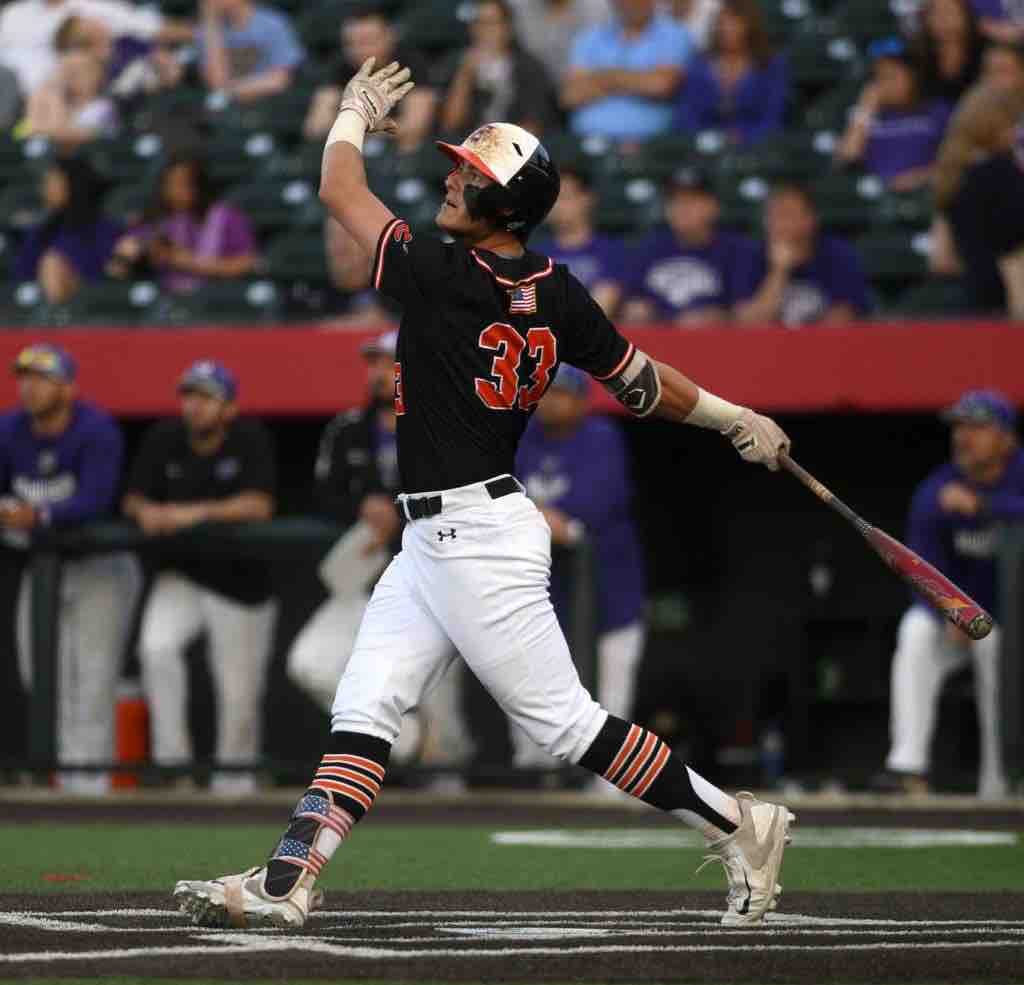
[779,454,994,641]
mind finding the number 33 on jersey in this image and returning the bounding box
[373,218,637,495]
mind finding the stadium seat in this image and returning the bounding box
[811,171,885,232]
[757,0,819,44]
[890,277,971,317]
[594,176,662,234]
[785,21,859,87]
[0,182,45,232]
[0,135,52,183]
[717,174,771,232]
[398,0,471,52]
[225,178,324,234]
[804,79,861,130]
[719,130,834,183]
[155,280,284,325]
[0,282,47,327]
[834,0,902,42]
[263,232,331,283]
[44,280,163,327]
[87,134,165,184]
[127,86,206,137]
[854,229,931,281]
[103,182,152,226]
[367,173,442,231]
[874,187,933,228]
[210,86,316,139]
[202,131,278,185]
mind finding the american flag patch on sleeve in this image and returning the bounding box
[509,284,537,314]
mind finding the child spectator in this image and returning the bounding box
[441,0,560,137]
[836,37,951,191]
[22,49,117,150]
[674,0,788,145]
[562,0,693,141]
[508,0,612,83]
[108,155,257,294]
[622,167,757,324]
[304,4,437,155]
[912,0,986,105]
[532,165,625,316]
[735,182,870,326]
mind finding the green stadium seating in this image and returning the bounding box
[398,0,471,52]
[367,173,442,231]
[785,21,859,87]
[834,0,901,43]
[155,280,284,325]
[209,86,316,139]
[225,178,324,234]
[874,187,933,228]
[0,182,45,232]
[102,182,152,226]
[128,86,206,136]
[0,282,47,326]
[757,0,819,43]
[811,171,885,231]
[44,280,163,326]
[594,176,662,234]
[202,131,278,184]
[855,229,931,281]
[0,135,53,183]
[264,232,331,282]
[804,78,861,129]
[87,134,165,184]
[717,174,771,232]
[890,277,971,317]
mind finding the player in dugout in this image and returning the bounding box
[175,57,796,930]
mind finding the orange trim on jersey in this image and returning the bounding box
[617,731,658,791]
[314,778,373,810]
[322,753,387,781]
[629,742,671,798]
[315,766,380,797]
[593,343,636,382]
[373,218,404,291]
[604,724,643,783]
[470,250,554,288]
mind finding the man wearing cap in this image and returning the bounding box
[878,389,1022,799]
[622,167,757,325]
[123,360,277,794]
[513,364,646,778]
[0,342,139,794]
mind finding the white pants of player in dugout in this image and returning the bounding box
[886,605,1008,799]
[139,573,277,794]
[16,553,141,795]
[330,477,609,764]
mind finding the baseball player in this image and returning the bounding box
[513,363,646,776]
[123,360,277,795]
[0,343,139,795]
[175,58,795,929]
[879,390,1020,799]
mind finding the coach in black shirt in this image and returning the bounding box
[124,360,277,795]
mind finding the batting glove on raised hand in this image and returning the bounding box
[340,56,414,134]
[724,408,791,471]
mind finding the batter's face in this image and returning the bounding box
[365,352,396,405]
[17,371,71,419]
[952,421,1015,478]
[536,388,588,430]
[180,389,234,437]
[437,161,496,239]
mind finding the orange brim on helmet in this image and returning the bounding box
[436,141,502,184]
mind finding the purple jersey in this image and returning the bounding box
[747,234,871,325]
[627,228,758,319]
[907,448,1024,621]
[864,103,951,183]
[531,233,625,293]
[515,415,645,632]
[971,0,1024,21]
[0,401,123,527]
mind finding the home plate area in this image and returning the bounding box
[2,891,1023,982]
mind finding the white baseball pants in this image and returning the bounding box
[139,573,276,783]
[330,477,608,764]
[16,553,141,795]
[886,605,1006,796]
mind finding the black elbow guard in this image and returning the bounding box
[601,348,662,417]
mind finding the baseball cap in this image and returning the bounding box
[360,329,398,357]
[665,165,715,197]
[549,363,590,397]
[177,360,238,401]
[12,343,76,381]
[941,389,1017,431]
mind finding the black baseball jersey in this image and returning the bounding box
[126,418,277,604]
[373,217,634,494]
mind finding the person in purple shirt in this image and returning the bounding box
[15,157,121,304]
[532,165,625,316]
[735,182,870,326]
[514,364,646,782]
[673,0,788,146]
[972,0,1024,42]
[623,166,758,324]
[835,37,951,191]
[0,343,139,795]
[878,391,1020,800]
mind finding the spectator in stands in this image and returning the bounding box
[196,0,302,105]
[124,360,277,795]
[107,155,258,294]
[931,85,1024,314]
[562,0,693,141]
[22,49,118,149]
[667,0,722,50]
[508,0,612,83]
[304,4,437,155]
[735,182,870,326]
[980,40,1024,91]
[622,166,757,324]
[15,157,120,304]
[911,0,985,105]
[836,37,951,191]
[0,343,139,795]
[531,164,624,316]
[441,0,560,137]
[0,0,192,99]
[973,0,1024,43]
[673,0,788,146]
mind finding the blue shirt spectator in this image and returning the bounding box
[563,0,692,141]
[197,0,302,103]
[673,0,788,145]
[622,167,757,323]
[736,183,870,326]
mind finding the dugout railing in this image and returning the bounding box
[5,518,598,781]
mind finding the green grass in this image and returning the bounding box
[2,823,1022,895]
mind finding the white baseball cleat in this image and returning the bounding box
[174,865,323,929]
[697,791,795,926]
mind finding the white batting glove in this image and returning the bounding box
[340,56,414,135]
[724,408,791,471]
